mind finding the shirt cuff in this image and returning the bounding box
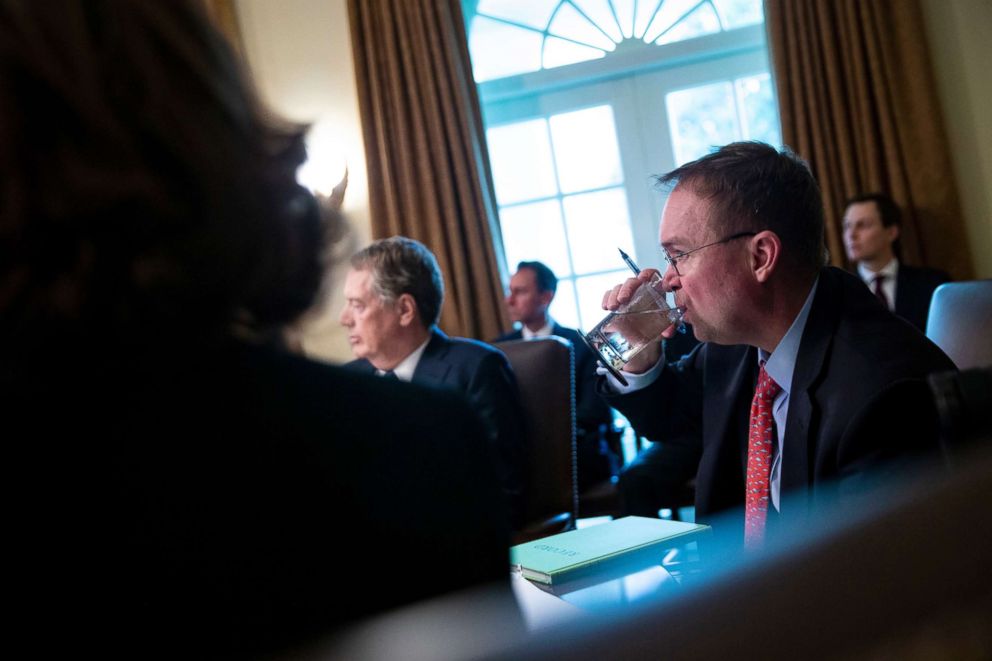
[598,357,664,394]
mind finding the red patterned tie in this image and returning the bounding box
[745,364,781,549]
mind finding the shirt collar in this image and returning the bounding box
[521,318,555,340]
[857,257,899,283]
[759,277,819,395]
[377,335,431,381]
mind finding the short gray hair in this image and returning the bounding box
[350,236,444,327]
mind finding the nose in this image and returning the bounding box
[661,262,681,292]
[339,305,351,327]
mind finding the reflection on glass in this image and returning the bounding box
[499,199,572,277]
[487,119,558,205]
[550,105,623,194]
[666,81,739,165]
[562,188,635,274]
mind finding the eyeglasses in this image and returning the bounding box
[662,231,758,276]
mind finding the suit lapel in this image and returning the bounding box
[782,270,837,503]
[894,267,910,319]
[706,345,756,472]
[412,328,453,385]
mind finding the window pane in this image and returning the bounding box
[572,0,624,43]
[549,105,623,193]
[736,73,781,146]
[469,16,543,82]
[562,188,635,274]
[549,279,580,329]
[712,0,764,28]
[633,0,661,40]
[476,0,559,30]
[498,199,572,277]
[574,270,629,330]
[611,0,636,39]
[655,3,720,44]
[666,81,739,165]
[548,1,617,51]
[643,0,699,43]
[487,119,558,205]
[543,36,608,70]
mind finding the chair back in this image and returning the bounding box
[495,337,577,542]
[925,280,992,369]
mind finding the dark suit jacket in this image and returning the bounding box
[348,328,526,513]
[495,323,613,435]
[895,264,951,332]
[9,338,510,658]
[606,267,954,537]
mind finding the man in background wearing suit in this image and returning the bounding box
[601,142,953,548]
[496,261,618,490]
[842,192,950,332]
[341,236,526,524]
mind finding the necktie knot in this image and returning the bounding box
[755,366,781,401]
[381,370,399,380]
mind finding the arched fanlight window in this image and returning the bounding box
[468,0,763,82]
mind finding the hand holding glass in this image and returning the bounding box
[582,271,685,386]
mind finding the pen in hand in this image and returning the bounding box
[618,248,640,275]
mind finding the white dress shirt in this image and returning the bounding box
[857,258,899,312]
[520,318,555,339]
[377,336,431,381]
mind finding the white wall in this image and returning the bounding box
[920,0,992,278]
[236,0,371,363]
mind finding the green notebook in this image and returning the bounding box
[510,516,710,585]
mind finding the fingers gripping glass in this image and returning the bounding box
[582,271,685,387]
[662,231,757,276]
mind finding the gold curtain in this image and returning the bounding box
[347,0,509,340]
[766,0,972,279]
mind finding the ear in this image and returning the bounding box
[750,230,781,283]
[538,289,554,308]
[396,293,420,327]
[886,223,900,244]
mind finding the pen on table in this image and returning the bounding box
[618,248,640,275]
